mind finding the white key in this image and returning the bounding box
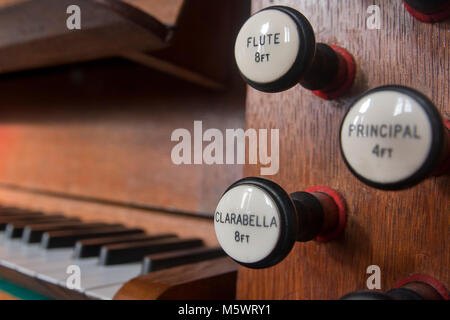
[71,263,140,290]
[1,241,74,281]
[0,239,41,269]
[36,257,98,285]
[85,283,125,300]
[0,238,27,257]
[0,233,139,294]
[0,242,42,261]
[33,256,140,291]
[17,249,75,272]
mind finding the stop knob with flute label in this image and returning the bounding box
[234,6,356,98]
[234,8,301,87]
[340,85,450,190]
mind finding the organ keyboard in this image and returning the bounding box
[0,206,227,299]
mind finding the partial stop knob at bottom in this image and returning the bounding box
[214,177,347,269]
[341,274,449,300]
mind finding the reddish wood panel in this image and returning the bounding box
[237,0,449,299]
[122,0,185,25]
[0,0,29,8]
[0,0,170,74]
[115,257,237,300]
[0,290,18,300]
[0,59,245,216]
[123,0,251,89]
[0,0,184,26]
[0,0,250,217]
[0,265,87,299]
[0,0,249,89]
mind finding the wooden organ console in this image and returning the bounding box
[0,0,448,301]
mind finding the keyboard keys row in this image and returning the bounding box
[0,207,226,299]
[6,216,79,238]
[41,225,140,249]
[24,222,108,243]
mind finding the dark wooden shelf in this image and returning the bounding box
[0,0,248,89]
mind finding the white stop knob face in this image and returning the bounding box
[341,90,434,186]
[214,184,281,264]
[234,9,300,84]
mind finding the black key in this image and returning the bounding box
[22,222,108,243]
[74,233,177,258]
[99,238,203,266]
[41,226,141,249]
[141,247,226,274]
[5,215,70,238]
[0,214,48,230]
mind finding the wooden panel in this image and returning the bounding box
[0,0,29,8]
[0,290,18,300]
[115,257,237,300]
[237,0,449,299]
[122,0,252,89]
[0,1,250,216]
[122,0,185,25]
[0,0,184,25]
[0,265,86,299]
[0,0,170,74]
[0,0,249,89]
[0,59,245,216]
[149,0,250,86]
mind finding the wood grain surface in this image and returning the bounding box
[237,0,449,299]
[0,0,249,217]
[122,0,185,25]
[0,290,17,300]
[0,0,29,8]
[0,58,245,217]
[122,0,250,89]
[0,0,248,89]
[115,257,237,300]
[0,265,86,299]
[0,0,170,74]
[0,0,184,24]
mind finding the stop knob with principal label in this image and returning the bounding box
[234,6,356,99]
[214,177,347,269]
[340,85,450,190]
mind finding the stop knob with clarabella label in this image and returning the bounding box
[340,85,450,190]
[214,177,347,269]
[234,6,356,98]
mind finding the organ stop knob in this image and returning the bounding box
[341,274,449,300]
[214,177,347,269]
[403,0,450,22]
[234,6,355,99]
[340,85,450,190]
